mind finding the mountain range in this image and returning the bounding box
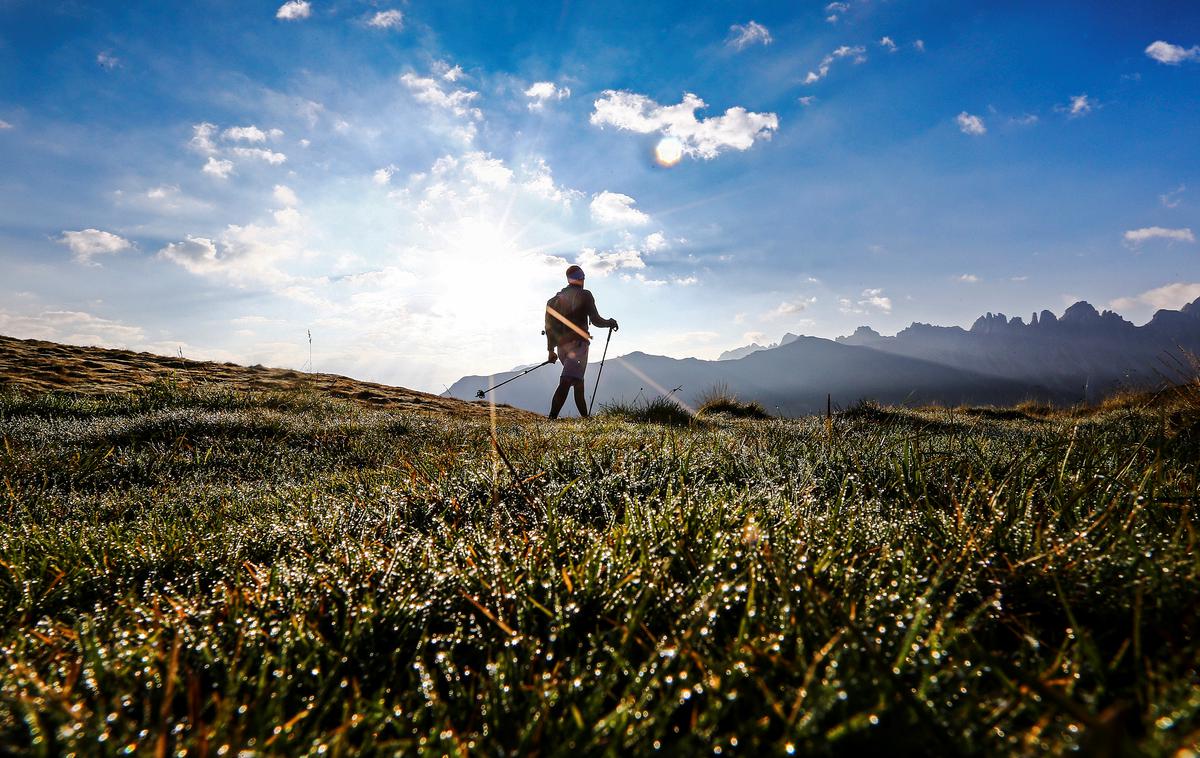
[448,298,1200,417]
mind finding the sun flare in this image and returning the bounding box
[654,137,684,167]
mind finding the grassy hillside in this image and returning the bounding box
[0,352,1198,754]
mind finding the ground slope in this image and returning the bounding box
[0,334,531,421]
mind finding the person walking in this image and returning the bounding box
[545,265,618,418]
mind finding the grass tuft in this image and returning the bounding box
[697,383,771,419]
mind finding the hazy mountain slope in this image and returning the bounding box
[448,335,1046,416]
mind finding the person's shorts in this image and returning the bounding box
[557,339,589,381]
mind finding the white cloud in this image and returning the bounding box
[461,151,512,188]
[190,122,218,154]
[1062,93,1095,118]
[276,1,311,20]
[1123,226,1195,246]
[956,111,986,135]
[433,61,464,81]
[839,288,892,314]
[727,21,772,50]
[914,39,926,52]
[97,51,120,70]
[578,248,646,275]
[223,125,268,142]
[825,2,849,23]
[879,36,897,51]
[643,231,668,251]
[1160,184,1186,209]
[401,72,482,120]
[958,274,980,283]
[368,9,403,29]
[203,156,234,179]
[0,119,12,129]
[1145,40,1200,65]
[520,158,581,207]
[590,191,650,227]
[797,96,816,107]
[590,90,778,160]
[273,184,299,206]
[765,297,817,319]
[803,45,866,84]
[56,229,133,265]
[0,308,145,347]
[373,166,396,185]
[1010,113,1039,126]
[231,147,287,164]
[1111,282,1200,312]
[524,81,571,111]
[159,207,309,289]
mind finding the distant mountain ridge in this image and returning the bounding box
[449,297,1200,417]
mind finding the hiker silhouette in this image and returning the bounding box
[544,265,618,418]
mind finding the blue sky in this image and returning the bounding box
[1,0,1198,390]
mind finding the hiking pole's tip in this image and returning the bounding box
[475,389,485,399]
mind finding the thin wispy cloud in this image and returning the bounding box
[958,274,980,283]
[0,119,12,130]
[368,10,403,30]
[879,36,897,52]
[1111,281,1200,311]
[804,45,867,84]
[590,91,778,159]
[1060,93,1096,118]
[96,51,120,70]
[825,2,849,23]
[401,72,482,120]
[727,21,772,50]
[1160,184,1186,209]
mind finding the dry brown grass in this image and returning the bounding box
[0,334,535,421]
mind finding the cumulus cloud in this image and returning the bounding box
[276,1,311,20]
[520,158,581,207]
[0,308,145,347]
[190,122,218,154]
[368,9,403,29]
[958,273,980,283]
[231,147,287,164]
[0,119,13,129]
[957,111,986,135]
[1111,282,1200,312]
[1145,40,1200,65]
[159,206,308,289]
[203,156,234,179]
[1123,226,1195,246]
[804,45,866,84]
[223,125,269,142]
[590,191,650,227]
[879,36,897,51]
[590,90,778,160]
[524,81,571,111]
[461,152,512,188]
[839,288,892,314]
[57,229,133,265]
[273,184,298,206]
[373,166,396,185]
[577,247,646,275]
[401,72,482,120]
[727,21,772,50]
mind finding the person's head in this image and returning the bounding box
[566,265,585,285]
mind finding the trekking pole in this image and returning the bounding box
[475,360,552,399]
[588,326,615,415]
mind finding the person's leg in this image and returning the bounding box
[549,377,572,418]
[572,378,588,417]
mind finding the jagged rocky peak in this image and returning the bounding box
[1039,309,1058,325]
[836,326,883,345]
[970,311,1021,333]
[1182,296,1200,317]
[1060,301,1100,324]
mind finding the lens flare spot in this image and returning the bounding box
[654,137,684,167]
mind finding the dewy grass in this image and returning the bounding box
[0,383,1197,755]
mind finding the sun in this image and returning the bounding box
[654,137,684,167]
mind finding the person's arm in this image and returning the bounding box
[586,291,619,330]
